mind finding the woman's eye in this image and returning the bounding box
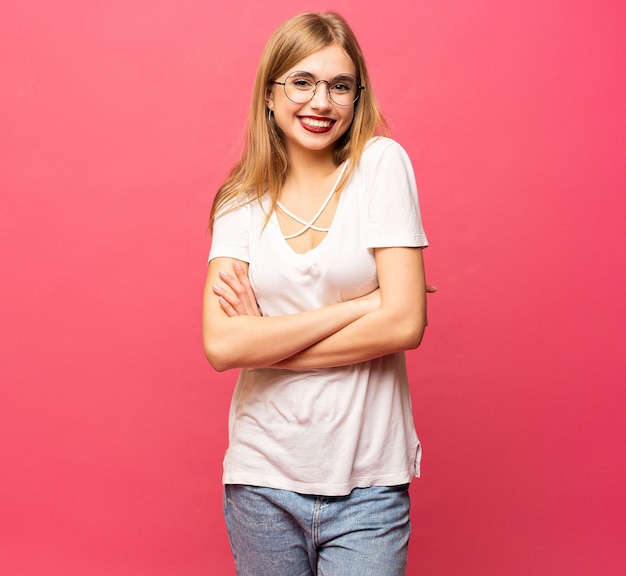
[332,83,351,93]
[291,79,314,89]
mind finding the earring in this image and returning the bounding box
[268,108,273,122]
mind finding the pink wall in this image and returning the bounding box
[1,1,624,574]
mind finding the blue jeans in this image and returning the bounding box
[223,484,411,576]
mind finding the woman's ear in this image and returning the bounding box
[265,86,274,111]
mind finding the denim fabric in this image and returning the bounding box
[224,483,411,576]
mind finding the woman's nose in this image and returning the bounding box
[310,82,333,109]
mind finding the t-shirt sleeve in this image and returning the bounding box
[364,139,429,248]
[208,202,250,264]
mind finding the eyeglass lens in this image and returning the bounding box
[284,72,360,106]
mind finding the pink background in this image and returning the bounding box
[2,1,625,574]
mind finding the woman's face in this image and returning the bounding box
[267,44,357,158]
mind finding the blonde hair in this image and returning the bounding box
[210,12,388,228]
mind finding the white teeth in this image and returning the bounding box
[301,117,333,128]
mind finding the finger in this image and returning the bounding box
[218,270,250,306]
[219,270,248,300]
[213,284,246,315]
[231,263,262,316]
[233,263,261,316]
[217,271,259,316]
[233,262,250,287]
[426,284,438,293]
[217,296,238,317]
[218,270,240,291]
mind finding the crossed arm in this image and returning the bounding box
[202,247,431,372]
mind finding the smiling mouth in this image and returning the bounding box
[299,116,335,129]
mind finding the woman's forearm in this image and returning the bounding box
[270,247,428,370]
[204,248,427,372]
[271,302,426,371]
[203,274,378,371]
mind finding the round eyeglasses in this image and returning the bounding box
[273,71,363,106]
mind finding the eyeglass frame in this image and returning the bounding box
[272,71,364,107]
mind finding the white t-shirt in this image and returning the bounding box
[209,137,428,496]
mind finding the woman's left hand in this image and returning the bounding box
[212,262,262,317]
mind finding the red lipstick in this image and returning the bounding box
[298,116,335,133]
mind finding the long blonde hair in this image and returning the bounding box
[210,12,388,228]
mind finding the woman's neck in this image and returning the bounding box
[285,145,338,188]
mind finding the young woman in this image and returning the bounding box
[203,12,431,576]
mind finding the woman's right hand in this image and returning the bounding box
[212,262,262,317]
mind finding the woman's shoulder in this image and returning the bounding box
[362,136,409,161]
[359,136,413,170]
[213,190,263,222]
